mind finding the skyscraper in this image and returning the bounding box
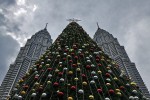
[93,26,150,98]
[0,27,52,100]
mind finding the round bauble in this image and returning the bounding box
[93,76,98,79]
[68,71,73,75]
[89,95,94,100]
[21,91,26,95]
[116,92,122,96]
[132,90,137,94]
[106,78,111,82]
[47,81,51,84]
[57,92,64,97]
[129,96,134,100]
[71,86,76,91]
[14,94,18,99]
[91,71,96,75]
[31,93,36,97]
[105,97,110,100]
[60,78,64,82]
[97,70,102,74]
[68,97,73,100]
[18,95,22,99]
[41,93,46,97]
[55,69,59,73]
[74,77,79,81]
[108,89,114,94]
[82,81,87,86]
[48,74,52,78]
[113,77,118,81]
[97,88,102,93]
[53,82,59,87]
[90,80,95,84]
[63,67,68,71]
[76,68,81,72]
[134,96,139,100]
[78,89,84,94]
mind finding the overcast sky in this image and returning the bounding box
[0,0,150,92]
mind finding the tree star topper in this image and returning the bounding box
[67,18,81,22]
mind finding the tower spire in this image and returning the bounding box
[44,23,48,30]
[97,22,100,29]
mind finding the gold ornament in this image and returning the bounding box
[68,71,73,75]
[97,70,102,74]
[115,89,120,92]
[74,78,79,81]
[113,77,118,81]
[46,64,50,67]
[130,82,136,86]
[21,91,26,95]
[116,92,122,96]
[55,69,59,73]
[106,83,111,86]
[32,89,35,92]
[82,81,87,86]
[89,95,94,100]
[68,97,73,100]
[19,79,24,83]
[47,81,51,84]
[76,68,81,72]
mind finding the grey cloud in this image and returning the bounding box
[0,0,16,7]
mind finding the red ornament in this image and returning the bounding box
[38,86,43,92]
[86,65,91,69]
[90,49,93,52]
[34,76,38,80]
[69,60,73,63]
[53,82,59,87]
[97,88,102,93]
[96,59,99,62]
[47,68,52,71]
[71,86,76,91]
[96,56,100,59]
[79,53,84,57]
[23,85,29,90]
[65,49,68,52]
[120,86,125,91]
[71,53,75,56]
[82,74,86,78]
[108,89,114,94]
[105,73,111,77]
[72,64,77,67]
[73,47,77,50]
[74,56,78,59]
[57,92,64,97]
[58,72,63,77]
[98,64,102,67]
[63,58,66,61]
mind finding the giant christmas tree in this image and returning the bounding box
[10,22,147,100]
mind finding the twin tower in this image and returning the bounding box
[0,23,150,99]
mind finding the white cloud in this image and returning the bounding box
[6,32,27,46]
[14,8,27,16]
[33,5,37,12]
[16,0,26,6]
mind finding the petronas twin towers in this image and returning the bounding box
[0,22,150,99]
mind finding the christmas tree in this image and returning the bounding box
[10,22,147,100]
